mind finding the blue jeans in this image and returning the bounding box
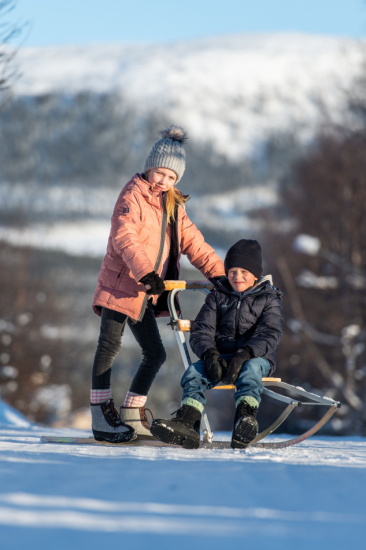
[181,355,271,407]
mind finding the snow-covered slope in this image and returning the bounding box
[0,424,365,549]
[16,34,365,158]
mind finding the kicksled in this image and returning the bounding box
[41,280,341,450]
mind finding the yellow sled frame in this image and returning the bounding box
[165,280,341,449]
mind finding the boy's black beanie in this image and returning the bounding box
[224,239,263,279]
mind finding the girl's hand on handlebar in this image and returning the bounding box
[139,271,166,295]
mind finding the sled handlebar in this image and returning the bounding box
[164,280,214,290]
[144,280,214,291]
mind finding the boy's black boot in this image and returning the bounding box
[231,400,259,449]
[150,404,201,449]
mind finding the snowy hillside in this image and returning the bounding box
[16,33,365,159]
[1,33,363,259]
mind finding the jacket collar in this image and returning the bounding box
[210,275,278,298]
[124,173,190,208]
[124,173,163,208]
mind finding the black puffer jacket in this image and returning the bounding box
[189,276,283,374]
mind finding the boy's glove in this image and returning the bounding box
[139,271,165,295]
[221,348,252,385]
[203,348,227,383]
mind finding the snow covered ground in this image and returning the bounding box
[1,398,365,549]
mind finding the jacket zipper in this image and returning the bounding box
[234,298,242,343]
[137,193,168,322]
[175,206,179,257]
[110,267,124,296]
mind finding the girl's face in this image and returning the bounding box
[228,267,258,292]
[147,167,177,192]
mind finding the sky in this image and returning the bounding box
[8,0,366,48]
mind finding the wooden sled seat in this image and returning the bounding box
[214,379,281,390]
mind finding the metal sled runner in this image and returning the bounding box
[165,280,341,449]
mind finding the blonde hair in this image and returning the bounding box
[166,186,187,223]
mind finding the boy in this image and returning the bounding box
[151,239,283,449]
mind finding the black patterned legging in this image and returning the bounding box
[92,302,167,395]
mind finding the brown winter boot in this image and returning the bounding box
[119,406,155,440]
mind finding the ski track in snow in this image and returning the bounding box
[0,418,366,549]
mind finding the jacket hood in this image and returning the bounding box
[210,274,281,298]
[124,173,160,204]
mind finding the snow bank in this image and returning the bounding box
[0,397,30,428]
[0,185,276,258]
[0,221,111,259]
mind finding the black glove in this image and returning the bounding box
[221,348,252,385]
[139,271,165,295]
[203,348,228,383]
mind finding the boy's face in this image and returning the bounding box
[147,167,177,191]
[228,267,258,292]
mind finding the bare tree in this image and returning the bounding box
[260,73,366,435]
[0,0,22,105]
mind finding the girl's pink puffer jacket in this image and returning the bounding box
[93,174,225,321]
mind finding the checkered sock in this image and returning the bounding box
[123,391,147,408]
[90,388,112,404]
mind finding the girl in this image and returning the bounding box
[91,126,225,443]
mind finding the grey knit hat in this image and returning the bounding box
[143,125,187,183]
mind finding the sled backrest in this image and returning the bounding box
[177,319,194,332]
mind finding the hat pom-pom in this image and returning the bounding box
[159,125,187,144]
